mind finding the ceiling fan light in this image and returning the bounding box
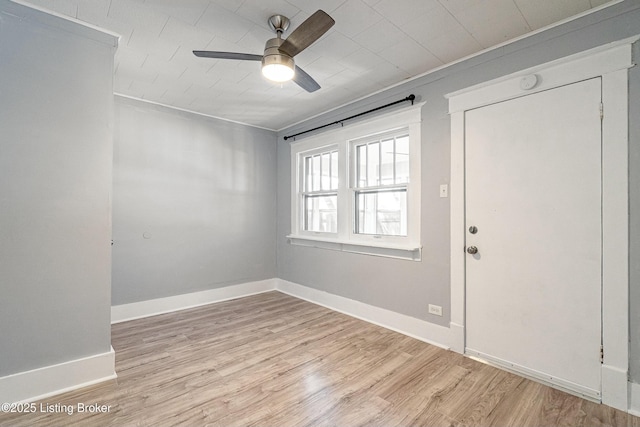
[262,62,295,82]
[261,40,295,82]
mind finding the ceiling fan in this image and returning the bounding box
[193,10,335,93]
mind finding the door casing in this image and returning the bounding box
[446,36,636,411]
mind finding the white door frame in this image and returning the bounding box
[446,36,638,412]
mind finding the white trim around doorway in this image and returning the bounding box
[446,35,638,412]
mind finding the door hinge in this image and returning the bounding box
[599,102,604,120]
[600,345,604,363]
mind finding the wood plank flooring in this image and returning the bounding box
[1,291,638,427]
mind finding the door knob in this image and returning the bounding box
[467,246,478,254]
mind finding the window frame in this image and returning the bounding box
[349,129,413,243]
[289,102,423,261]
[297,144,340,238]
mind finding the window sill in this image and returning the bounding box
[286,235,422,261]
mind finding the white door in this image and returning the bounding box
[464,78,602,399]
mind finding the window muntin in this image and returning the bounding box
[301,149,338,233]
[353,131,409,237]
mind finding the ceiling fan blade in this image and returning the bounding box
[293,65,321,93]
[279,10,335,57]
[193,51,263,61]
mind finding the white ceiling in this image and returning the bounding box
[26,0,613,130]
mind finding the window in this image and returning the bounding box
[289,103,423,260]
[302,149,338,233]
[353,132,409,236]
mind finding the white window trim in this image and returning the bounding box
[288,102,424,261]
[296,144,340,238]
[348,130,414,246]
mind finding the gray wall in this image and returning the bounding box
[276,1,640,381]
[112,97,277,305]
[0,1,116,376]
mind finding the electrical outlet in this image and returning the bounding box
[428,304,442,316]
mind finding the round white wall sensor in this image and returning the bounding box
[520,74,538,90]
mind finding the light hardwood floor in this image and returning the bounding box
[1,291,638,427]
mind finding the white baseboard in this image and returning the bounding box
[275,279,451,350]
[111,279,278,323]
[108,279,638,414]
[601,364,628,410]
[11,279,633,411]
[111,278,452,350]
[630,381,640,416]
[0,347,116,404]
[449,322,465,354]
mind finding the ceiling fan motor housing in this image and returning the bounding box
[262,38,295,74]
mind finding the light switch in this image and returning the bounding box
[440,184,448,198]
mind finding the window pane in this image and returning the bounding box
[356,190,407,236]
[357,144,367,187]
[368,142,380,187]
[305,194,337,233]
[380,138,394,185]
[312,155,321,191]
[304,150,338,192]
[321,152,331,190]
[395,135,410,183]
[331,151,338,190]
[304,156,312,191]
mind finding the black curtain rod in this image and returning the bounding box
[283,94,416,141]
